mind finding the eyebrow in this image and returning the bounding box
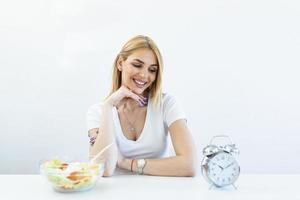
[133,59,158,67]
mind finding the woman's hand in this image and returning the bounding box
[117,156,131,171]
[117,153,126,169]
[104,85,147,107]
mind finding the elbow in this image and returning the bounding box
[102,161,117,177]
[184,164,197,177]
[103,170,114,177]
[102,166,116,177]
[182,156,198,177]
[186,168,197,177]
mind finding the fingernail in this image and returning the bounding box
[138,99,145,106]
[140,102,147,107]
[139,98,146,103]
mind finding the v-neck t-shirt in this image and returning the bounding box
[86,93,186,159]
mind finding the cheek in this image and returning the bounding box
[121,72,131,85]
[121,66,134,79]
[149,74,156,84]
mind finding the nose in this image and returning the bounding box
[138,68,148,78]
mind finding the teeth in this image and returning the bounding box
[134,79,146,85]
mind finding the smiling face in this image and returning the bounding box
[118,48,158,96]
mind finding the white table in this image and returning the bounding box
[1,174,299,200]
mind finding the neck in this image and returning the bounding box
[124,98,140,111]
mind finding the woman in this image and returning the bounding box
[87,35,198,177]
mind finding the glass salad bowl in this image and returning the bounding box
[40,158,105,192]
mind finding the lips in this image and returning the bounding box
[133,78,147,88]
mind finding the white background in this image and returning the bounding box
[0,0,299,174]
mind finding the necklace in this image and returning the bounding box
[123,106,138,134]
[120,97,148,135]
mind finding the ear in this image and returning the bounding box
[117,57,124,71]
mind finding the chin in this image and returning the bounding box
[130,86,149,95]
[132,88,145,94]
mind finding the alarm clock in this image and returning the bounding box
[201,135,240,189]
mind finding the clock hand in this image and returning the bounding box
[224,162,234,169]
[217,165,224,170]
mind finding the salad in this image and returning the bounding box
[40,159,104,192]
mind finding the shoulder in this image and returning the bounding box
[162,92,172,100]
[162,92,174,102]
[86,102,105,131]
[86,102,104,116]
[161,92,184,113]
[162,92,180,107]
[161,93,186,127]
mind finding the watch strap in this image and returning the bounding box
[137,159,146,175]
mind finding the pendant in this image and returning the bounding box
[130,127,135,132]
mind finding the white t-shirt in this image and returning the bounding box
[86,93,186,159]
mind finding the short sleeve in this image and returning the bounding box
[162,93,186,127]
[86,103,102,132]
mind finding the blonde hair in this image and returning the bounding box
[106,35,163,107]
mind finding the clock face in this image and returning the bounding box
[207,151,240,187]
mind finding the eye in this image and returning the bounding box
[132,63,142,68]
[149,68,157,73]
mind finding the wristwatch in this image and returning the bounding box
[136,159,146,175]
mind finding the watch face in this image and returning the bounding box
[207,151,240,187]
[137,159,145,167]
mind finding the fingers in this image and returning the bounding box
[138,94,148,101]
[127,92,144,103]
[110,85,149,107]
[122,86,147,106]
[129,93,148,107]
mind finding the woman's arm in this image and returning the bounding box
[89,102,118,177]
[88,86,146,177]
[118,119,198,177]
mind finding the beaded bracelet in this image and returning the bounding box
[131,159,134,172]
[89,136,97,146]
[89,129,99,146]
